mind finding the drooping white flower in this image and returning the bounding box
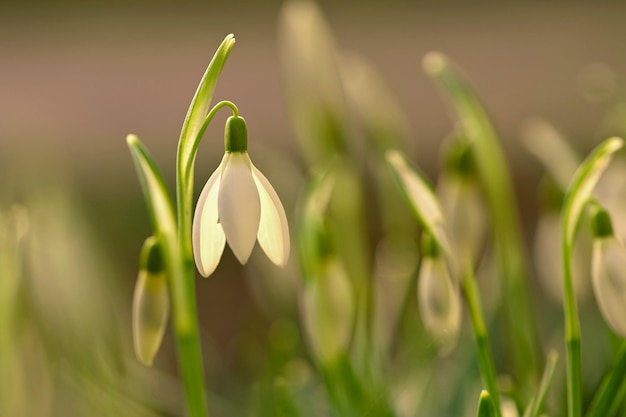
[192,116,290,277]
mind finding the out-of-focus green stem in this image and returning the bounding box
[461,266,502,417]
[586,341,626,417]
[423,52,540,388]
[562,238,582,417]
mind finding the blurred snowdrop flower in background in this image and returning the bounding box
[590,205,626,338]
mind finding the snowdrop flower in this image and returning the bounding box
[192,115,290,277]
[590,206,626,337]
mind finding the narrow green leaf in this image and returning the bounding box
[176,34,236,261]
[127,134,176,235]
[523,350,559,417]
[385,149,451,254]
[586,341,626,417]
[476,390,497,417]
[177,34,236,179]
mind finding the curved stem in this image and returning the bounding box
[184,100,239,185]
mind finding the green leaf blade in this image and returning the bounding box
[476,390,498,417]
[177,34,236,176]
[127,134,177,235]
[385,149,451,254]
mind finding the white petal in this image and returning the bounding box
[592,238,626,337]
[192,157,227,277]
[251,164,290,266]
[218,153,260,264]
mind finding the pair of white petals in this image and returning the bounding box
[192,152,290,277]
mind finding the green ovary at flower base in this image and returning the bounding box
[590,206,626,338]
[192,115,290,277]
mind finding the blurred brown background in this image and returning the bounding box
[2,0,626,367]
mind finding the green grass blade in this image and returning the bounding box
[176,34,236,259]
[385,149,451,254]
[586,341,626,417]
[476,390,497,417]
[523,350,559,417]
[127,135,176,239]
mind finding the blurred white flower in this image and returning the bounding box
[418,251,462,356]
[592,234,626,338]
[192,116,290,277]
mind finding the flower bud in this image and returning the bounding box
[133,236,169,366]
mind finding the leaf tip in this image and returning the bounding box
[423,51,448,76]
[606,136,624,152]
[126,134,139,146]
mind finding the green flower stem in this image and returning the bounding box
[183,100,240,185]
[461,266,502,417]
[424,52,540,387]
[562,237,582,417]
[586,341,626,417]
[560,137,623,417]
